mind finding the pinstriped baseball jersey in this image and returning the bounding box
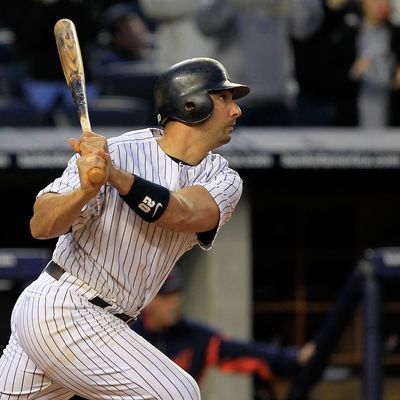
[39,128,242,318]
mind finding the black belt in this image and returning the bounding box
[45,261,135,324]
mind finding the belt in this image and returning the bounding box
[45,261,135,324]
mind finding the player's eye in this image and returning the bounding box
[210,90,232,102]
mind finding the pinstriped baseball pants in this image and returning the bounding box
[0,271,200,400]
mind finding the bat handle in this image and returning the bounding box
[80,112,105,185]
[80,110,91,133]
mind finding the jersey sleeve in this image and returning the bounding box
[194,155,243,250]
[36,154,105,231]
[216,336,300,379]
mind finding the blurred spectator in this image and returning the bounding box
[294,0,400,127]
[138,0,216,70]
[196,0,324,127]
[352,0,400,127]
[292,0,360,126]
[88,3,159,123]
[91,2,157,79]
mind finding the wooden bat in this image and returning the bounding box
[54,18,104,184]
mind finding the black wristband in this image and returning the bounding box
[120,175,170,222]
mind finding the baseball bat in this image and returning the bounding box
[54,18,104,184]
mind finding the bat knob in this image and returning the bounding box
[88,167,104,184]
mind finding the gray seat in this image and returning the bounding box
[61,95,154,127]
[99,62,159,103]
[0,96,44,126]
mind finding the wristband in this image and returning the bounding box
[120,175,170,222]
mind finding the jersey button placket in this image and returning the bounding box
[178,165,189,187]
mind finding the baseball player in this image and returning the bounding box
[0,57,249,400]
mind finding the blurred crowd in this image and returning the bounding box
[1,0,400,129]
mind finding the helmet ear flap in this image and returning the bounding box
[178,93,214,124]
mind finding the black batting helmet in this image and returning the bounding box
[154,57,250,127]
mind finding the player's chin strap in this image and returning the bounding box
[120,175,170,222]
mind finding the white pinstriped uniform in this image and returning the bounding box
[0,128,243,400]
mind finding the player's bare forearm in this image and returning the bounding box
[30,145,110,239]
[108,164,135,195]
[156,186,220,232]
[110,168,220,232]
[30,189,95,239]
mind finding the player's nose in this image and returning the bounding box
[231,102,242,118]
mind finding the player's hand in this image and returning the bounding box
[68,130,108,157]
[350,57,370,79]
[297,341,316,365]
[69,130,112,192]
[326,0,350,10]
[76,149,110,195]
[393,66,400,90]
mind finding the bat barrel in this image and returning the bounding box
[55,18,102,183]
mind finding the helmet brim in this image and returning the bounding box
[208,82,250,100]
[230,84,251,100]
